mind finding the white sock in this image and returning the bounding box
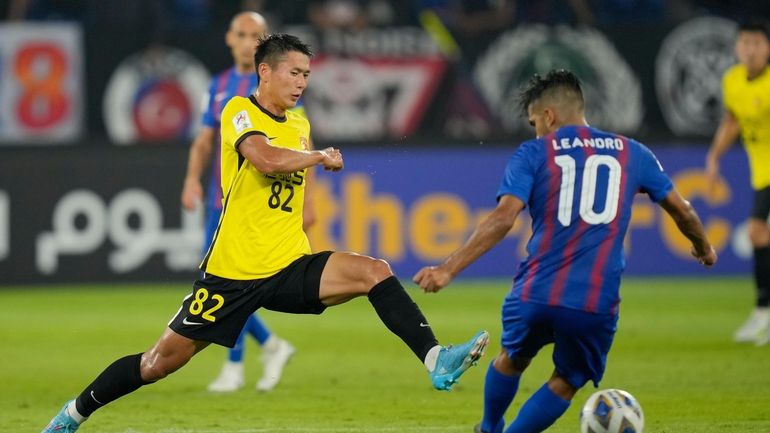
[224,360,244,369]
[423,345,442,372]
[66,401,87,424]
[262,335,280,352]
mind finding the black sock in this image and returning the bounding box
[755,247,770,308]
[368,276,439,361]
[75,353,150,417]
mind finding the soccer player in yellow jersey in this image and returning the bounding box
[706,19,770,346]
[181,11,299,394]
[41,34,489,433]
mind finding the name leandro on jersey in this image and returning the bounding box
[552,137,625,151]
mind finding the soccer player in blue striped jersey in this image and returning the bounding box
[414,69,717,433]
[181,11,307,393]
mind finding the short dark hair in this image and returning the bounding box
[253,33,313,73]
[518,69,584,116]
[738,19,770,40]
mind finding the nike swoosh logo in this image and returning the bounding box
[183,317,204,326]
[90,390,105,405]
[419,323,431,328]
[268,136,278,141]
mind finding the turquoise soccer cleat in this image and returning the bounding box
[430,330,489,391]
[41,401,80,433]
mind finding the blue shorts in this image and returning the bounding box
[501,294,618,388]
[202,205,222,256]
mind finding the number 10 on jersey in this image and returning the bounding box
[554,154,621,227]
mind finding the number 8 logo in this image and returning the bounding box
[14,43,70,129]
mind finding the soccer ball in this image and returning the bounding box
[579,389,644,433]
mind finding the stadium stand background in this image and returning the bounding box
[1,0,767,283]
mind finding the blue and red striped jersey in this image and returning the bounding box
[498,125,673,314]
[200,67,259,211]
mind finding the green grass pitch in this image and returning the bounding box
[2,277,769,432]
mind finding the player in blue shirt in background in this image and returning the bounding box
[414,69,717,433]
[181,11,305,393]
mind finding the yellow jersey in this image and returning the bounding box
[723,64,770,189]
[202,95,312,280]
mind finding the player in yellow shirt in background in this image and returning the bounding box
[706,19,770,346]
[41,33,489,433]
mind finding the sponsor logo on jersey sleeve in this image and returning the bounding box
[232,110,252,133]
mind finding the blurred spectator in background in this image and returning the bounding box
[6,0,214,29]
[6,0,87,21]
[416,0,515,65]
[585,0,664,26]
[307,0,403,30]
[426,0,515,35]
[414,0,599,69]
[514,0,594,26]
[308,0,370,30]
[693,0,770,24]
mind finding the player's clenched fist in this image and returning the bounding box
[413,265,454,293]
[319,147,343,171]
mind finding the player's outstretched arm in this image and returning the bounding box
[658,190,717,268]
[239,133,342,174]
[181,127,216,210]
[705,111,741,194]
[413,195,524,292]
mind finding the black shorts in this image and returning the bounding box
[751,187,770,220]
[168,251,333,347]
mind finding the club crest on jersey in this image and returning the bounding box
[300,136,309,150]
[232,110,252,133]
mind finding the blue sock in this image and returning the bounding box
[481,362,520,433]
[228,327,248,362]
[228,315,272,362]
[245,313,271,345]
[505,383,570,433]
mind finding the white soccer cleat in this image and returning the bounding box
[755,316,770,346]
[257,337,295,392]
[733,308,770,343]
[207,361,245,392]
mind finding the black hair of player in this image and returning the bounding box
[738,18,770,40]
[518,69,583,117]
[253,33,314,73]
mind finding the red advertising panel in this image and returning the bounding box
[305,55,446,140]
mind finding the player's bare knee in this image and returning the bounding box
[548,372,578,400]
[494,350,527,376]
[363,258,394,290]
[139,353,169,382]
[139,350,185,382]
